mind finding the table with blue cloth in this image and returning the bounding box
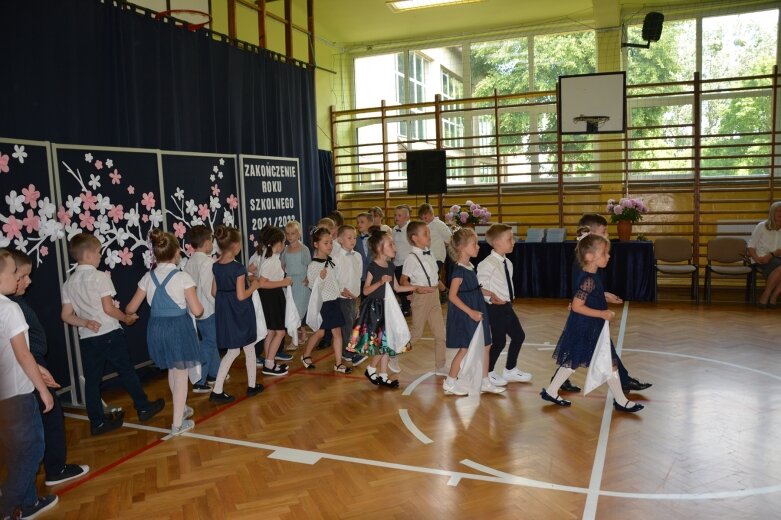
[465,240,656,301]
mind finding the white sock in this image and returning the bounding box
[446,376,456,386]
[366,366,376,376]
[378,372,388,381]
[265,359,275,369]
[482,377,490,386]
[606,371,629,407]
[547,366,575,397]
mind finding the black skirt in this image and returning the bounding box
[259,287,286,330]
[319,299,345,330]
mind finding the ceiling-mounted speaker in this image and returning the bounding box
[642,12,664,42]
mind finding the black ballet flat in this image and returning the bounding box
[540,388,571,406]
[560,379,581,393]
[613,400,644,413]
[364,369,381,385]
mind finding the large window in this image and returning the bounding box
[441,69,463,148]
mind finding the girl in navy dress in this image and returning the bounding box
[209,225,264,404]
[257,226,293,376]
[300,227,354,374]
[347,229,417,388]
[444,228,504,396]
[541,231,643,412]
[126,229,204,435]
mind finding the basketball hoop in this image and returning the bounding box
[155,9,212,32]
[573,115,610,134]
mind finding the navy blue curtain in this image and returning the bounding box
[0,0,323,228]
[318,150,336,217]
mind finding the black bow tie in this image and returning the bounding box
[422,250,431,255]
[395,228,402,233]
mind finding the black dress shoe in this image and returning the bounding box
[137,398,165,422]
[90,416,123,436]
[623,378,653,393]
[539,388,571,406]
[559,379,581,393]
[613,400,644,413]
[209,391,235,404]
[247,384,265,397]
[364,369,381,385]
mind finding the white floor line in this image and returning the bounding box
[63,412,172,435]
[461,459,588,494]
[403,371,434,396]
[398,409,434,444]
[624,349,781,382]
[582,300,629,520]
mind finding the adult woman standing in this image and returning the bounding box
[748,201,781,308]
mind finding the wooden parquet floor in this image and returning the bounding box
[34,299,781,519]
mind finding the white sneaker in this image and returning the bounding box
[171,419,195,436]
[434,366,449,377]
[182,405,194,421]
[388,357,401,373]
[488,371,508,386]
[442,380,468,396]
[480,382,506,394]
[503,367,533,383]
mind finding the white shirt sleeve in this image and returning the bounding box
[97,271,117,298]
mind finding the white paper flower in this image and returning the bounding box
[209,174,215,182]
[174,188,184,200]
[96,214,111,234]
[114,228,131,247]
[12,145,27,164]
[37,197,56,219]
[125,208,140,227]
[142,250,153,269]
[89,174,101,190]
[39,219,64,241]
[85,153,93,163]
[222,209,234,226]
[209,196,221,211]
[65,195,82,214]
[0,236,9,248]
[13,237,28,251]
[148,209,163,227]
[95,194,112,213]
[5,191,25,214]
[64,223,80,240]
[190,217,204,226]
[94,231,106,244]
[219,158,225,166]
[218,171,223,179]
[185,199,197,215]
[212,165,219,173]
[105,249,121,269]
[106,159,113,169]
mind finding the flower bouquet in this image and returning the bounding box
[606,197,648,223]
[446,200,491,227]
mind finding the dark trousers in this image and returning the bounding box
[487,303,526,372]
[394,265,410,312]
[80,328,150,425]
[32,358,66,478]
[0,393,44,515]
[339,298,357,355]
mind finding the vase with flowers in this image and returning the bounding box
[446,200,491,229]
[606,197,648,241]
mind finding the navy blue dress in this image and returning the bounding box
[554,271,615,369]
[213,260,257,349]
[446,263,492,348]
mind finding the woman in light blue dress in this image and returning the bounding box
[281,221,311,345]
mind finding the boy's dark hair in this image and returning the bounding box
[186,225,213,249]
[149,228,179,263]
[356,212,371,221]
[337,224,356,237]
[8,248,33,268]
[578,213,608,229]
[417,203,434,218]
[406,220,427,244]
[69,233,101,261]
[485,223,513,247]
[327,210,345,227]
[369,207,384,219]
[261,227,285,258]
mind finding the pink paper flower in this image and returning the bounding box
[40,246,49,257]
[173,221,186,239]
[211,184,220,196]
[142,214,149,223]
[2,216,22,239]
[184,243,194,256]
[79,211,95,231]
[226,194,238,210]
[118,247,133,266]
[197,204,210,220]
[94,160,103,170]
[81,191,98,211]
[109,169,122,184]
[21,184,40,208]
[22,209,41,233]
[0,154,9,174]
[141,192,156,211]
[127,185,135,195]
[57,206,71,225]
[107,204,124,223]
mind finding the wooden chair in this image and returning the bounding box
[704,237,756,304]
[654,237,699,303]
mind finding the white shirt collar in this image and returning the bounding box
[74,264,97,272]
[411,246,430,254]
[490,250,507,262]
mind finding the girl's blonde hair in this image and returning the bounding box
[765,201,781,231]
[285,220,302,237]
[446,227,477,262]
[575,231,610,267]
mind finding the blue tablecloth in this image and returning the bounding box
[468,240,656,301]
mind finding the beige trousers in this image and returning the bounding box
[409,290,446,368]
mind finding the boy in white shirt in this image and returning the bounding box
[477,224,533,387]
[392,205,413,316]
[183,225,221,392]
[418,203,452,270]
[401,221,448,376]
[60,234,164,436]
[0,248,58,519]
[336,225,367,365]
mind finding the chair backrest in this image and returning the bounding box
[654,237,693,263]
[707,237,747,264]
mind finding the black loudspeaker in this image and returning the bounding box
[406,150,447,195]
[642,12,664,42]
